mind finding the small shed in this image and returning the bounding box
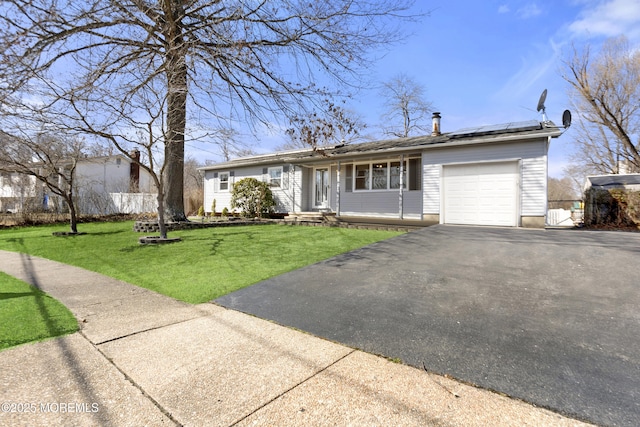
[583,174,640,227]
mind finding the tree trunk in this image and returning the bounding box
[163,0,188,222]
[164,85,186,221]
[157,190,168,239]
[67,194,78,234]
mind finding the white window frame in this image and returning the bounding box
[389,161,406,190]
[219,172,229,192]
[355,163,370,190]
[352,160,409,192]
[268,166,283,188]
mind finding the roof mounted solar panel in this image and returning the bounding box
[449,120,541,138]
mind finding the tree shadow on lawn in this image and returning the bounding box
[80,229,130,236]
[174,230,260,255]
[0,292,37,301]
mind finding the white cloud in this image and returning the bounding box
[569,0,640,41]
[495,38,563,100]
[497,2,543,19]
[517,3,543,19]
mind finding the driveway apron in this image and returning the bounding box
[217,225,640,427]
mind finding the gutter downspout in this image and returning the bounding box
[336,161,341,217]
[399,154,404,219]
[291,164,296,214]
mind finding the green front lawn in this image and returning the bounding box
[0,221,402,303]
[0,272,78,351]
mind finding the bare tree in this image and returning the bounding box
[210,128,256,161]
[0,132,86,233]
[281,99,367,150]
[562,163,593,198]
[548,177,578,201]
[0,0,420,222]
[561,36,640,175]
[380,74,435,138]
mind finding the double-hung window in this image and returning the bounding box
[219,172,229,191]
[389,161,406,189]
[372,162,388,190]
[268,167,282,188]
[355,164,370,190]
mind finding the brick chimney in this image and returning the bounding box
[129,150,140,192]
[432,112,441,136]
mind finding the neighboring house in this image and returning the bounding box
[73,152,157,214]
[0,172,37,213]
[201,114,564,228]
[583,174,640,227]
[0,151,157,215]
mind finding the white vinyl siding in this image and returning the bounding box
[422,138,548,219]
[204,164,301,214]
[339,191,422,218]
[423,163,441,214]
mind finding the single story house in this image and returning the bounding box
[201,114,564,228]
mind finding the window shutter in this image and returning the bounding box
[213,172,218,178]
[409,158,421,190]
[345,164,353,192]
[282,165,289,173]
[262,167,268,174]
[229,171,235,177]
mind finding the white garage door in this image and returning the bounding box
[443,162,518,226]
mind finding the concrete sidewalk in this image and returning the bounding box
[0,250,591,426]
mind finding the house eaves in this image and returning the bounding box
[199,120,563,171]
[585,174,640,190]
[197,147,328,171]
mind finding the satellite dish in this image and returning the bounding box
[536,89,547,113]
[536,89,548,122]
[562,109,572,128]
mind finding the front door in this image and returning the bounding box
[315,168,330,208]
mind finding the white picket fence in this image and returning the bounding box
[109,192,157,214]
[547,208,575,227]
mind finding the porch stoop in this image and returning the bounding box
[285,212,335,223]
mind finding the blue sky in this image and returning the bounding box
[189,0,640,178]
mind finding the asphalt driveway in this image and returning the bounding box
[216,225,640,426]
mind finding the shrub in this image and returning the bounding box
[197,205,205,217]
[211,199,216,214]
[230,178,276,218]
[584,188,640,228]
[221,207,229,217]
